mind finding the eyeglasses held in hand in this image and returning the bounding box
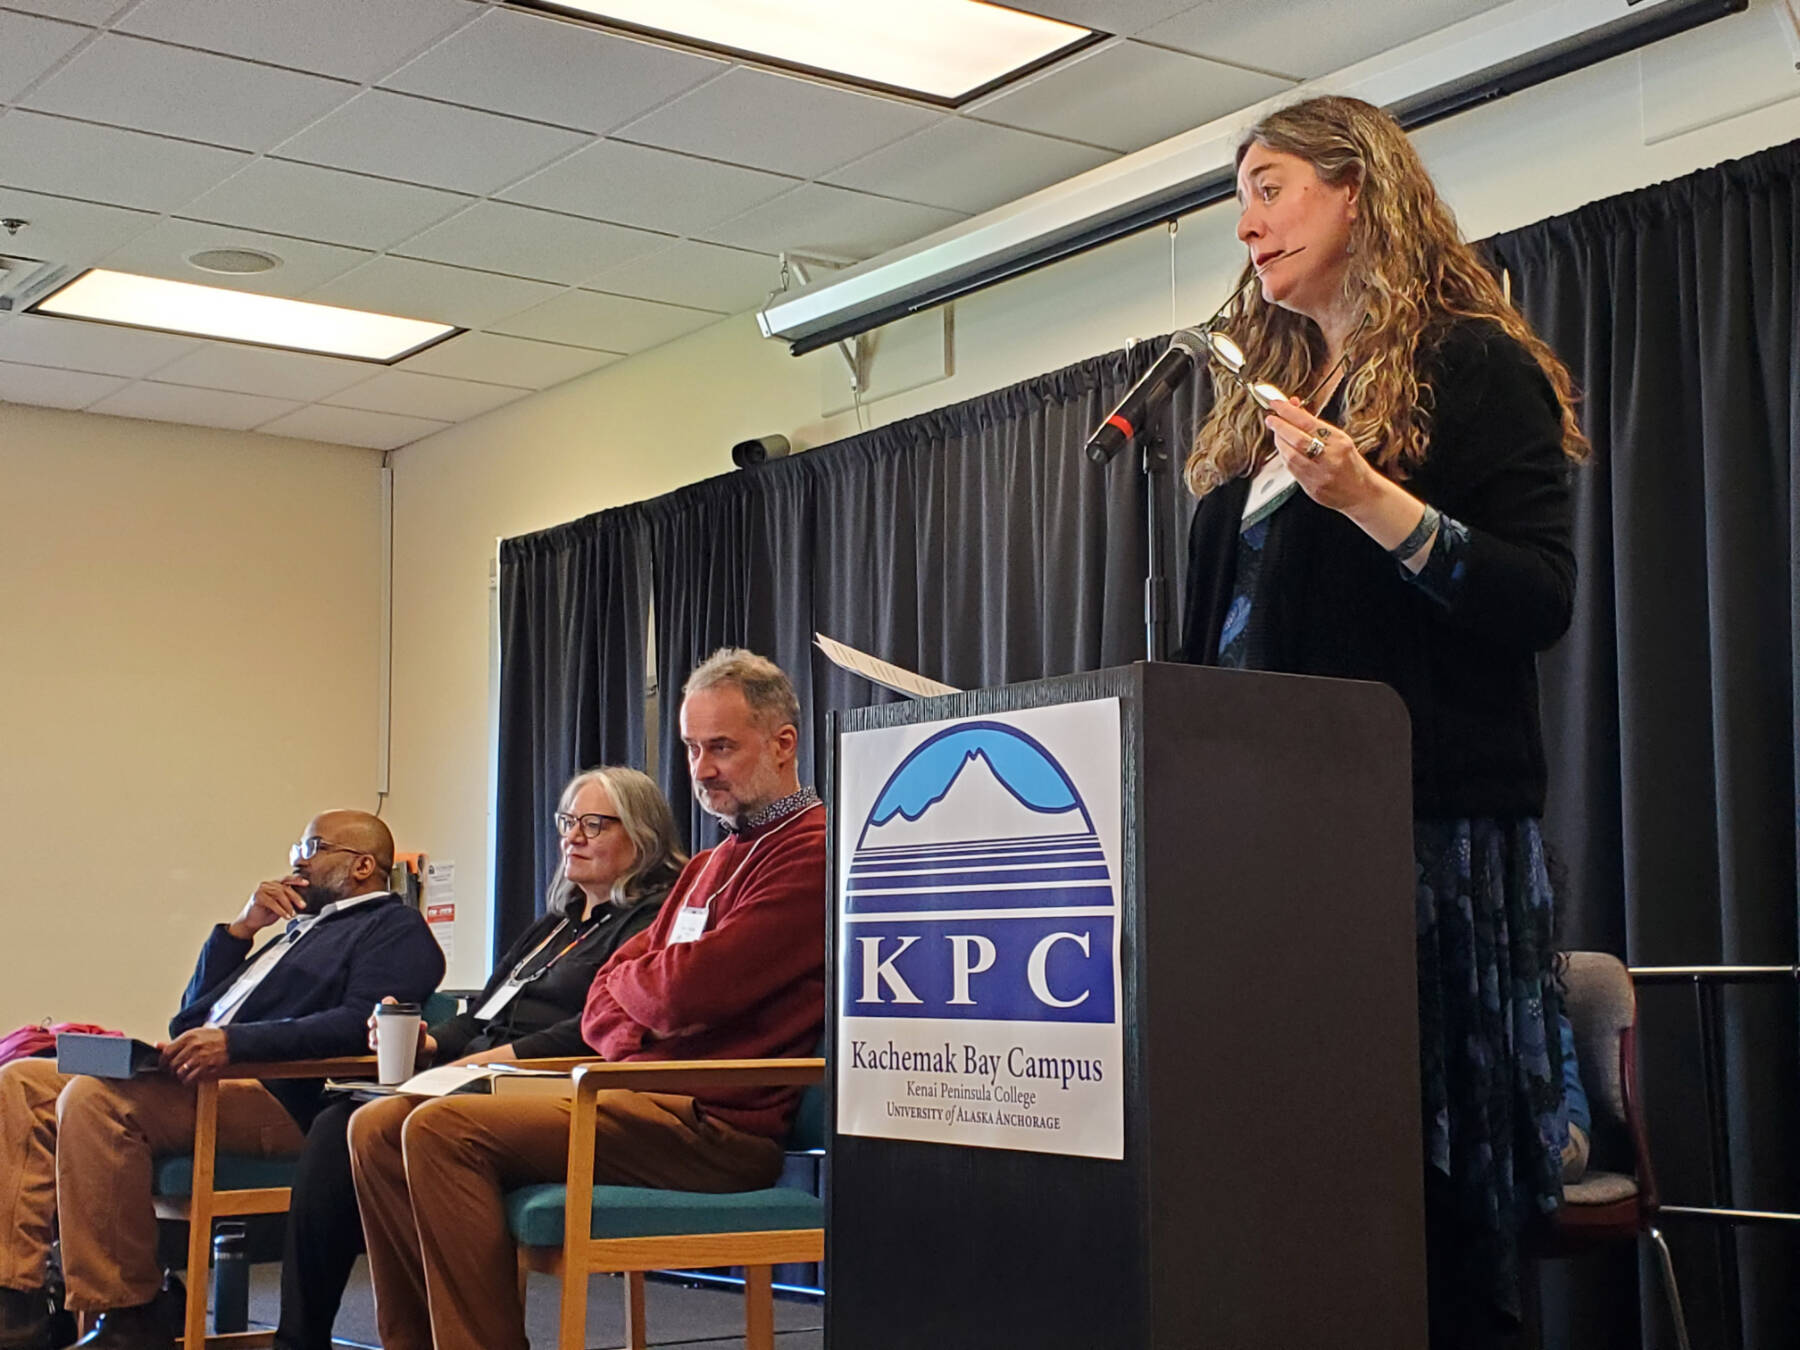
[1197,269,1290,411]
[554,811,620,841]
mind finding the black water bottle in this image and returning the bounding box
[211,1222,248,1334]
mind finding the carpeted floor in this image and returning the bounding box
[244,1261,824,1349]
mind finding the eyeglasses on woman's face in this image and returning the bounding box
[554,811,620,841]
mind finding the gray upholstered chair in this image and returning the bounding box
[1539,951,1691,1350]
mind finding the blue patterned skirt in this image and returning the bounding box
[1415,817,1565,1332]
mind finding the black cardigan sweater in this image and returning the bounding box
[429,886,666,1062]
[1180,317,1576,819]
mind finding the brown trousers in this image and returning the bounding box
[0,1057,303,1310]
[347,1089,782,1350]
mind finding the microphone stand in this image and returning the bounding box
[1139,430,1172,663]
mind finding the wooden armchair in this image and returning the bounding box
[154,991,461,1347]
[507,1058,827,1350]
[153,1056,380,1349]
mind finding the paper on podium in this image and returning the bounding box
[815,633,959,700]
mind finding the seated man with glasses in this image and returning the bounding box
[0,810,443,1350]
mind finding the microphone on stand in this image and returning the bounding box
[1084,328,1210,464]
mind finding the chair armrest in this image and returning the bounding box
[217,1055,381,1080]
[569,1058,825,1099]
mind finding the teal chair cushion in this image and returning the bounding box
[506,1183,824,1248]
[152,1153,300,1197]
[423,991,459,1026]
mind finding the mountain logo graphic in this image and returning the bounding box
[844,721,1115,1023]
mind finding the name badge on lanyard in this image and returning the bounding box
[668,904,710,944]
[473,981,523,1022]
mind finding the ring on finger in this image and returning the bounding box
[1305,432,1327,460]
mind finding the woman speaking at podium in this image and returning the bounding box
[1179,96,1585,1348]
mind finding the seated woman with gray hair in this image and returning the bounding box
[274,766,685,1350]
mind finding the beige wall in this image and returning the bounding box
[0,404,384,1035]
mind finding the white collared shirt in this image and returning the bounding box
[206,891,390,1026]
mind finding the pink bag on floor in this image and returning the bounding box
[0,1021,121,1067]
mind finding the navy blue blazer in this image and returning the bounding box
[168,891,444,1124]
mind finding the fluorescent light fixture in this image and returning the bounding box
[29,269,458,363]
[517,0,1097,104]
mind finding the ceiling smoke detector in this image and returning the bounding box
[185,247,282,275]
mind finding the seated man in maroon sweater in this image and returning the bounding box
[346,648,825,1350]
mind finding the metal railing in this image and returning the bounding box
[1627,963,1800,1350]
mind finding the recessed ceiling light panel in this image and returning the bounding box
[28,269,459,363]
[517,0,1099,104]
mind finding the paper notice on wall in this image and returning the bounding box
[423,859,455,961]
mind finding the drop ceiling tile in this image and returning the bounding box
[825,118,1117,214]
[3,0,126,22]
[0,12,89,103]
[616,67,941,179]
[22,35,355,152]
[588,240,778,315]
[0,360,127,410]
[1138,0,1508,80]
[114,0,481,83]
[1014,0,1200,37]
[87,380,301,431]
[149,343,377,402]
[259,403,450,450]
[323,369,527,420]
[0,314,198,377]
[500,139,797,236]
[184,160,471,252]
[489,289,718,353]
[394,201,667,286]
[699,183,965,262]
[305,255,561,328]
[382,7,724,133]
[969,40,1291,153]
[0,111,249,212]
[0,190,158,270]
[397,331,621,388]
[98,220,371,297]
[276,89,588,195]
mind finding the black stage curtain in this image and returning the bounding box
[1488,140,1800,1350]
[493,505,649,961]
[636,343,1201,855]
[645,469,818,852]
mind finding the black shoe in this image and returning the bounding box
[69,1277,181,1350]
[0,1286,52,1350]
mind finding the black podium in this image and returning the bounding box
[824,662,1426,1350]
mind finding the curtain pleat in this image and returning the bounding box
[493,505,648,958]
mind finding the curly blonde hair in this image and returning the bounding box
[1184,96,1588,498]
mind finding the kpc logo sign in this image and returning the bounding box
[844,722,1115,1022]
[836,699,1124,1159]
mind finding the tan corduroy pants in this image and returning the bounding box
[0,1057,302,1310]
[347,1089,782,1350]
